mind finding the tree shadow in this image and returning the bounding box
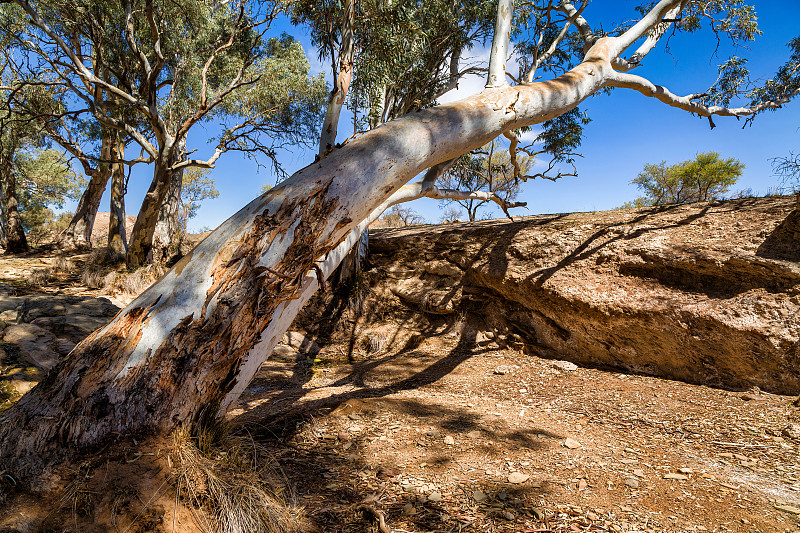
[756,207,800,262]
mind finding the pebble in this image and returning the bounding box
[678,467,694,474]
[563,438,581,449]
[472,490,487,502]
[444,435,455,445]
[782,423,800,440]
[632,469,645,478]
[427,491,442,502]
[503,511,515,520]
[494,365,515,375]
[663,473,689,480]
[403,503,415,515]
[624,477,640,489]
[551,360,578,371]
[508,472,530,484]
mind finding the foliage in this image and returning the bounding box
[773,152,800,193]
[439,206,462,224]
[292,0,496,128]
[439,141,528,221]
[631,152,744,206]
[381,205,425,227]
[180,168,219,230]
[15,149,83,243]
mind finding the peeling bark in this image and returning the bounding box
[0,38,622,478]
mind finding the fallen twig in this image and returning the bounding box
[358,504,393,533]
[709,441,777,449]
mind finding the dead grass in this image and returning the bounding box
[169,424,309,533]
[27,268,55,287]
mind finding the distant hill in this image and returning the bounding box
[90,212,138,245]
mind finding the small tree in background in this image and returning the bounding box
[439,206,463,224]
[179,168,220,233]
[381,205,425,227]
[16,149,84,245]
[631,152,744,206]
[439,141,529,221]
[773,152,800,208]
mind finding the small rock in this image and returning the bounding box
[551,360,578,372]
[508,472,530,484]
[472,490,487,502]
[775,504,800,515]
[632,469,645,478]
[586,511,599,521]
[577,479,588,490]
[620,458,638,464]
[503,511,515,520]
[494,365,514,375]
[427,491,442,502]
[624,478,640,489]
[782,423,800,440]
[403,503,416,515]
[443,435,455,445]
[663,473,689,480]
[563,438,581,449]
[338,432,351,441]
[466,430,481,439]
[741,393,757,401]
[678,467,694,474]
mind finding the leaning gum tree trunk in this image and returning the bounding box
[0,43,612,475]
[0,0,795,479]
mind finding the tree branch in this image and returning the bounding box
[486,0,514,88]
[605,70,800,123]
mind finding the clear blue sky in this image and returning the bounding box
[71,1,799,231]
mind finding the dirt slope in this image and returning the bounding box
[364,196,800,395]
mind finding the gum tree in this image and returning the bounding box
[1,0,798,480]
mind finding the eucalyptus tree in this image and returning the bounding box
[1,0,798,483]
[2,0,325,267]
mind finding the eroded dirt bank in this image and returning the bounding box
[363,197,800,395]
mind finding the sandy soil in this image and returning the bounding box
[228,321,800,533]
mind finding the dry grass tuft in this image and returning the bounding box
[105,263,166,296]
[54,256,75,273]
[169,424,308,533]
[27,268,55,287]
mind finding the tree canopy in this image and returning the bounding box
[629,152,744,206]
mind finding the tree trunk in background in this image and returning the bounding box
[126,141,177,269]
[59,134,113,250]
[107,136,128,255]
[1,158,28,254]
[151,138,186,265]
[318,0,354,157]
[0,177,7,247]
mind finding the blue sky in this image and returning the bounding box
[72,1,799,231]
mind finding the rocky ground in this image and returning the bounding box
[0,197,799,532]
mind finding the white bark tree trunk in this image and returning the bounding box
[2,7,788,476]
